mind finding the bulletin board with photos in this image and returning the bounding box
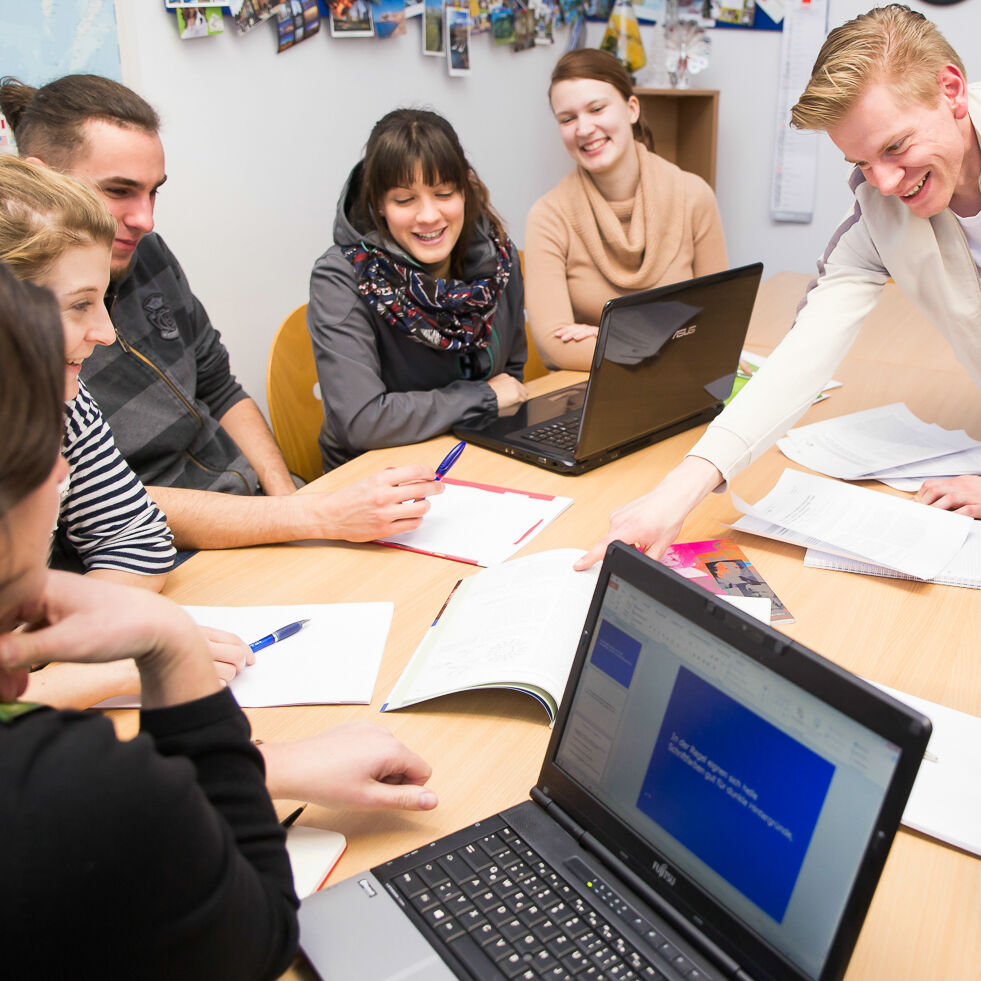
[162,0,785,80]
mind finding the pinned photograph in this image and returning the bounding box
[374,0,407,37]
[676,0,715,26]
[512,7,535,50]
[583,0,614,22]
[423,0,445,55]
[176,6,224,38]
[446,5,471,75]
[490,6,515,44]
[235,0,284,34]
[531,0,555,43]
[469,0,492,34]
[277,0,322,50]
[329,0,375,36]
[0,112,14,150]
[713,0,756,26]
[632,0,665,22]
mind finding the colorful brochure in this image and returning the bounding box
[660,538,794,624]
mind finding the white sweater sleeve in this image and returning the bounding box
[688,202,890,479]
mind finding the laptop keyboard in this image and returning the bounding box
[382,822,713,981]
[522,415,580,452]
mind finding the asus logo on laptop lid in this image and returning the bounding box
[672,324,697,340]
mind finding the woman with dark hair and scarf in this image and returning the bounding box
[308,108,528,471]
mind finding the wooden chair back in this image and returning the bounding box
[265,303,324,485]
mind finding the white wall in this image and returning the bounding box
[113,2,980,416]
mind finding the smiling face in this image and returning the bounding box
[827,69,978,219]
[62,119,167,278]
[550,77,640,177]
[34,243,114,400]
[377,171,465,279]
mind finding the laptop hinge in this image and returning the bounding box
[578,830,745,980]
[530,787,587,842]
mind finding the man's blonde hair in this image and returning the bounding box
[0,154,116,281]
[791,4,966,131]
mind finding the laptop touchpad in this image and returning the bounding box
[298,874,456,980]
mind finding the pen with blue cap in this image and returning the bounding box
[435,440,466,480]
[249,618,310,654]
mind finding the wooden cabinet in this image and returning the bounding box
[633,89,719,189]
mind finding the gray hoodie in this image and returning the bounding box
[307,164,527,471]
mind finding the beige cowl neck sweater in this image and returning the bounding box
[524,142,728,370]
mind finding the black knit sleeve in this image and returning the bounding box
[0,690,298,980]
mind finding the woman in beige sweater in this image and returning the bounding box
[525,50,729,371]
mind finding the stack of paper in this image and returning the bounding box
[731,470,974,583]
[805,526,981,590]
[777,403,981,490]
[98,604,391,708]
[869,682,981,857]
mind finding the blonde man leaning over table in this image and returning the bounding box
[578,4,981,569]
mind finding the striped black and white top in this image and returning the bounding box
[60,381,176,575]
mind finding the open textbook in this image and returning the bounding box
[382,550,599,723]
[382,549,773,724]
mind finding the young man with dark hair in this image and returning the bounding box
[0,74,443,550]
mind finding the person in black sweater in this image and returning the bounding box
[0,264,298,978]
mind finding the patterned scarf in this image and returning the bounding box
[342,226,512,352]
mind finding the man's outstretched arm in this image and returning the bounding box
[146,464,444,550]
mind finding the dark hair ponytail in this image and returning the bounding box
[0,74,159,169]
[0,261,64,515]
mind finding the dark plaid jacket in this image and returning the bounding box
[83,233,259,495]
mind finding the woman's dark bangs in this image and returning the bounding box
[375,127,466,194]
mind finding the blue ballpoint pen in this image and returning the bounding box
[435,440,466,480]
[249,618,310,653]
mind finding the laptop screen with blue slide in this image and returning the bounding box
[550,569,906,981]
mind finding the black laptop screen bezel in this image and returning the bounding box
[535,543,930,981]
[574,262,764,459]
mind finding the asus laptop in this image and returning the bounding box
[454,263,764,475]
[298,542,930,981]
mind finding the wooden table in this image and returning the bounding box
[155,273,980,980]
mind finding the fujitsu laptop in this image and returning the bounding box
[454,263,763,475]
[298,542,930,981]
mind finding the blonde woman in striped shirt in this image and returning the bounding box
[0,154,175,589]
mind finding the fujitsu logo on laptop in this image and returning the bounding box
[672,324,697,340]
[652,860,677,886]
